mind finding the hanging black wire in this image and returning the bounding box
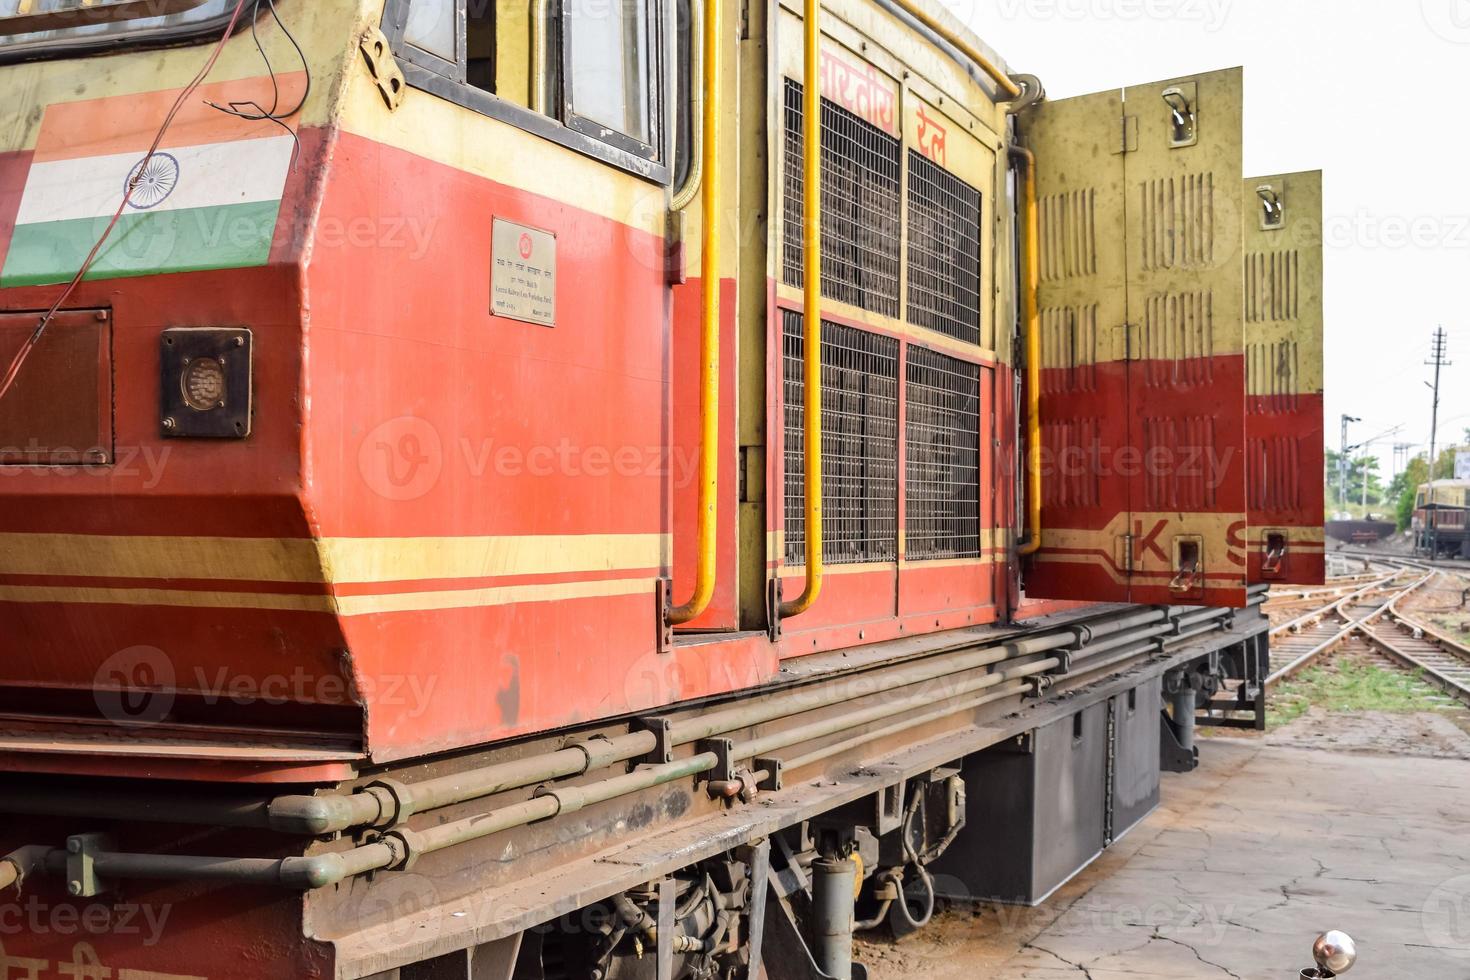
[205,0,312,164]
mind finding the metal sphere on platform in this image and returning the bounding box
[1313,931,1357,974]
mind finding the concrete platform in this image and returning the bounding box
[858,733,1470,978]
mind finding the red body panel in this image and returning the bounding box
[1246,392,1326,584]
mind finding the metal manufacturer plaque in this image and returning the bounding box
[491,219,557,327]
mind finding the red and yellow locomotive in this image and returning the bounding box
[0,0,1323,976]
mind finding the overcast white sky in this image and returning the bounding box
[943,0,1470,479]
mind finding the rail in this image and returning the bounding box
[1265,562,1436,687]
[1358,578,1470,707]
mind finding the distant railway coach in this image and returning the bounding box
[0,0,1324,976]
[1415,480,1470,558]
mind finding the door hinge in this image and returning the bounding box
[1114,115,1139,155]
[361,25,407,111]
[1116,533,1136,574]
[1113,323,1139,361]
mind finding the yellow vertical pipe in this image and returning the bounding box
[667,0,722,625]
[1010,145,1043,557]
[781,0,824,618]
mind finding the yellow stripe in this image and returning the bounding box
[0,533,668,585]
[337,576,658,616]
[0,584,336,612]
[0,533,325,583]
[775,284,1001,364]
[0,576,657,616]
[318,534,668,583]
[778,561,892,579]
[897,556,998,570]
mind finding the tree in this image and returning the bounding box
[1324,448,1386,510]
[1396,456,1429,530]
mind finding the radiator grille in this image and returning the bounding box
[905,348,982,560]
[781,79,902,318]
[906,151,983,344]
[783,311,899,565]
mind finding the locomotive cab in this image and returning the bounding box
[0,1,1324,977]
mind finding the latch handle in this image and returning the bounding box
[1161,87,1197,146]
[1257,185,1284,229]
[1169,560,1200,595]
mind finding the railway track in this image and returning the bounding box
[1356,603,1470,708]
[1265,561,1470,708]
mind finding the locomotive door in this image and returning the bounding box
[1243,172,1325,586]
[1020,69,1250,608]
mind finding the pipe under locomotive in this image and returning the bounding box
[0,0,1324,977]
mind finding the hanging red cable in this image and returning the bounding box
[0,0,252,405]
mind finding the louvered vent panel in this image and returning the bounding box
[906,150,982,344]
[783,311,899,565]
[781,80,902,318]
[905,347,981,560]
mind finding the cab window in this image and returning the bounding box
[387,0,664,178]
[0,0,236,62]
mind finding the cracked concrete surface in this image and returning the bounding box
[857,736,1470,977]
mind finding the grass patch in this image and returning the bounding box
[1270,660,1442,729]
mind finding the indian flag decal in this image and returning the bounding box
[1,75,304,288]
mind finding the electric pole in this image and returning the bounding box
[1393,442,1414,483]
[1426,327,1451,556]
[1339,414,1359,511]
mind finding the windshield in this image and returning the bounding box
[0,0,239,61]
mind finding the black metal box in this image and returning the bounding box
[1110,676,1162,842]
[932,700,1109,906]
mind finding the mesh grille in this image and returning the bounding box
[906,151,983,344]
[905,348,982,560]
[781,79,902,318]
[784,311,899,565]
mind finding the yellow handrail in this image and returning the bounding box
[886,0,1022,101]
[780,0,824,618]
[667,0,722,626]
[1009,145,1043,557]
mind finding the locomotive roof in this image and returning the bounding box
[894,0,1014,83]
